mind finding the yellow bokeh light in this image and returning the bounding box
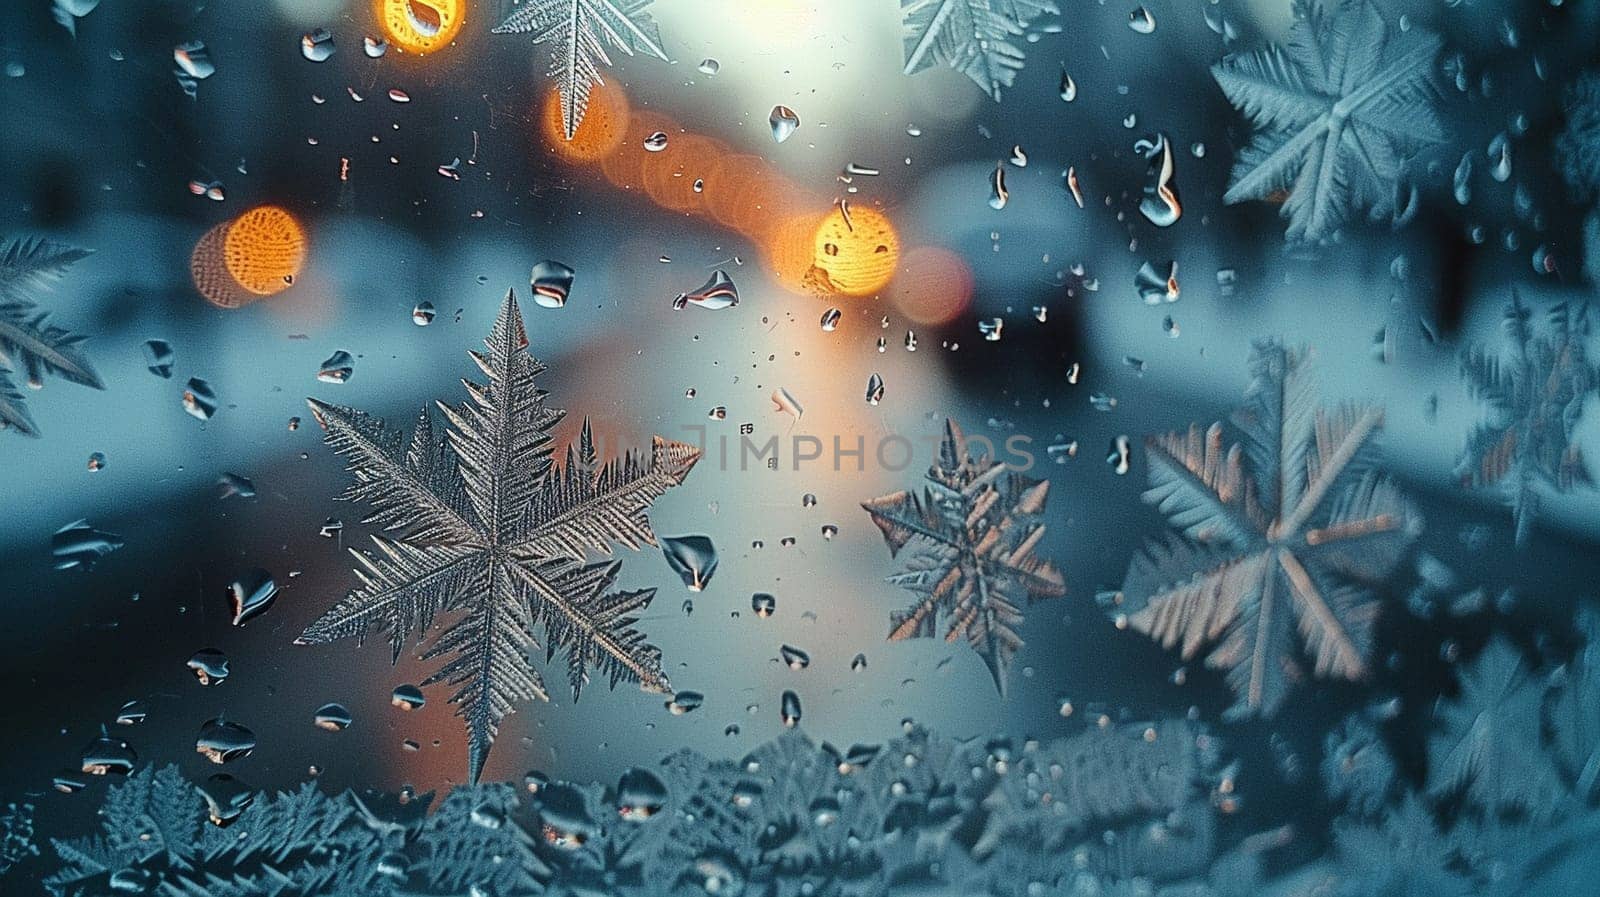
[809,205,899,297]
[374,0,465,55]
[223,206,307,297]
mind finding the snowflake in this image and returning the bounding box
[899,0,1059,101]
[1427,636,1567,819]
[1459,292,1596,547]
[494,0,669,141]
[1557,71,1600,198]
[1212,0,1445,244]
[0,237,102,437]
[1106,341,1420,719]
[861,418,1066,695]
[299,290,701,782]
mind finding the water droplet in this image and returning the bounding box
[115,699,148,726]
[904,330,918,351]
[1128,6,1156,33]
[86,451,106,472]
[1107,435,1131,475]
[978,318,1003,341]
[173,41,215,80]
[531,260,575,308]
[227,568,278,626]
[80,727,136,776]
[616,768,668,821]
[1488,133,1511,182]
[142,339,174,378]
[412,301,436,325]
[780,645,811,670]
[780,690,802,727]
[851,653,867,671]
[643,131,669,152]
[771,386,804,421]
[707,405,727,421]
[697,58,720,76]
[182,378,218,420]
[187,648,229,685]
[672,270,739,310]
[865,372,885,405]
[218,472,255,499]
[52,519,123,570]
[317,350,355,383]
[1059,68,1077,101]
[988,161,1008,210]
[666,690,704,715]
[196,716,256,764]
[1135,260,1179,303]
[1009,145,1028,167]
[1138,134,1181,227]
[301,28,336,62]
[752,592,776,618]
[769,105,800,143]
[198,773,254,827]
[314,702,353,731]
[391,684,426,711]
[662,535,719,591]
[364,35,388,58]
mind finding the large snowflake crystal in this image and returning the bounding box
[1459,292,1596,547]
[0,237,102,437]
[1212,0,1445,244]
[299,290,700,782]
[1106,341,1420,719]
[494,0,669,141]
[861,418,1065,695]
[899,0,1059,101]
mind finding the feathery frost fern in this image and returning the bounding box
[1212,0,1445,244]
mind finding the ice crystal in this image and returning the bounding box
[493,0,668,141]
[1212,0,1445,244]
[861,418,1066,695]
[0,237,102,437]
[1426,636,1566,819]
[299,290,700,782]
[899,0,1060,102]
[1557,72,1600,198]
[1107,341,1420,718]
[1458,292,1596,547]
[45,721,1224,897]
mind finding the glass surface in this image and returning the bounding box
[2,0,1599,894]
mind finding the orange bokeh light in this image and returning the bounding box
[191,221,253,309]
[542,82,630,161]
[809,205,899,297]
[374,0,465,55]
[223,205,307,297]
[887,246,974,326]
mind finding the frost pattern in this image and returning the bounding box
[493,0,668,141]
[899,0,1060,102]
[43,720,1226,897]
[298,290,700,782]
[1107,341,1420,718]
[0,237,102,437]
[1212,0,1445,244]
[1458,292,1596,547]
[861,417,1066,694]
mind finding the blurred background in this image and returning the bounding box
[4,0,1600,880]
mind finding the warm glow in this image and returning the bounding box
[375,0,465,55]
[542,83,630,161]
[887,246,973,326]
[809,205,899,297]
[191,222,252,309]
[223,206,307,296]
